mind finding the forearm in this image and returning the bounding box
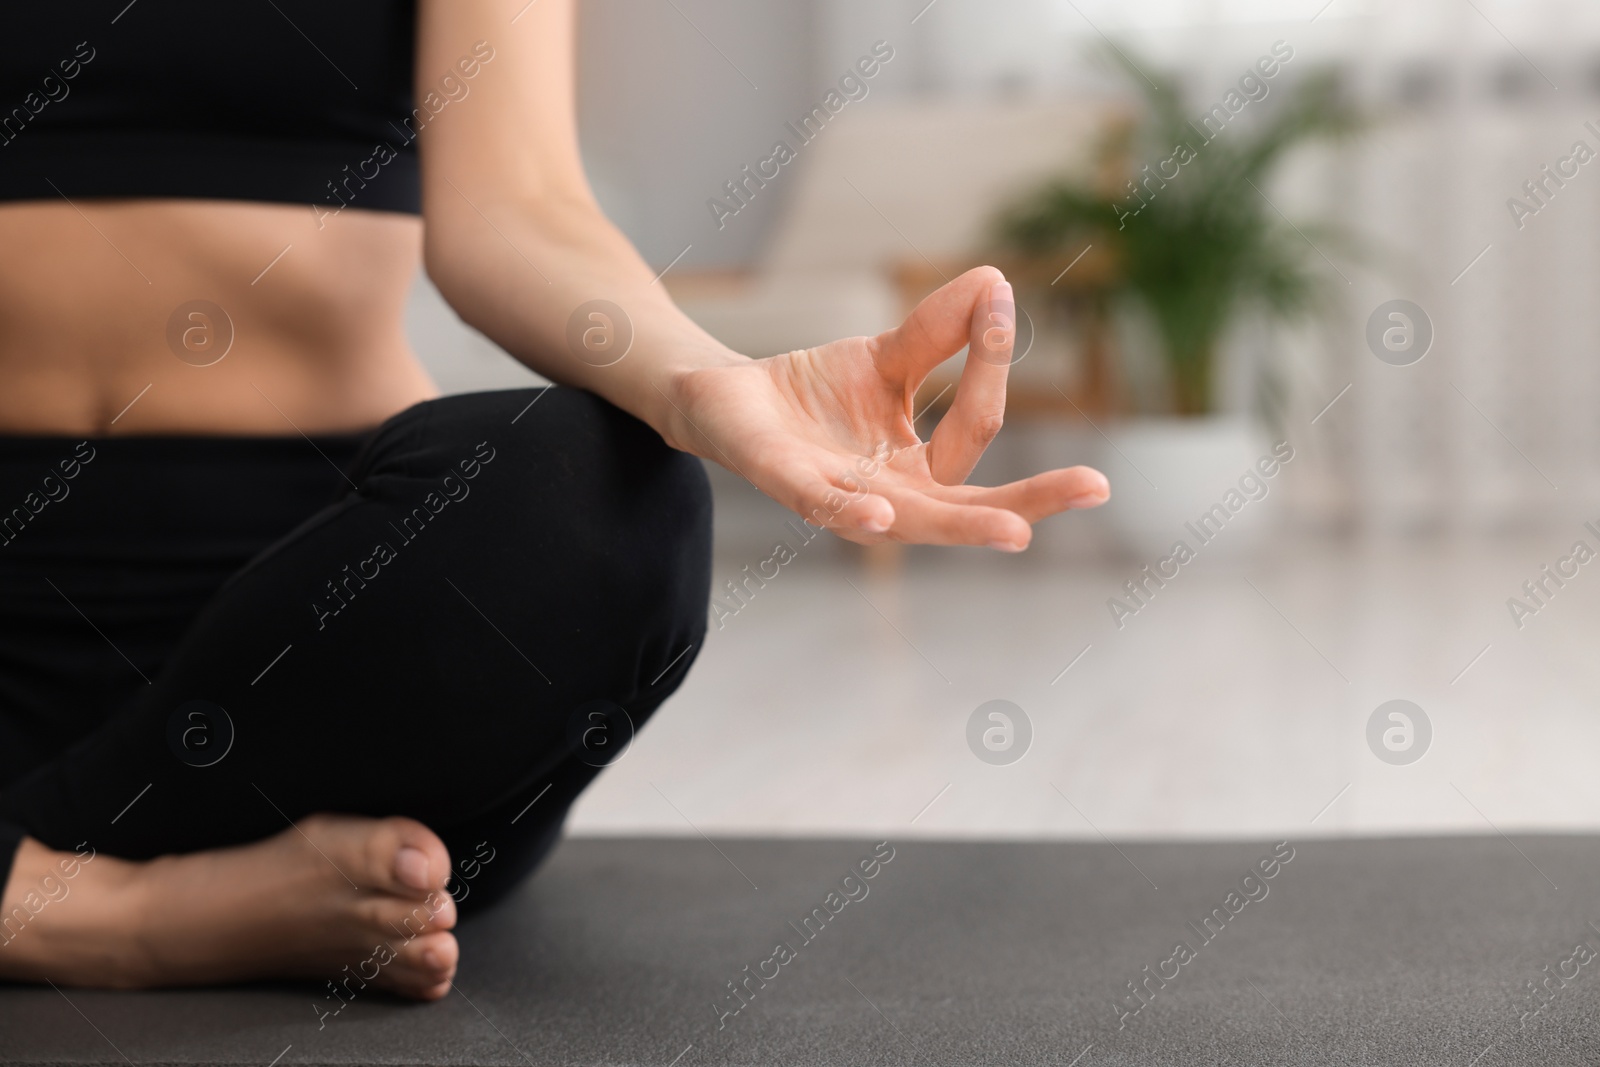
[424,193,750,452]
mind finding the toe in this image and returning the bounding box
[380,931,459,999]
[357,816,454,898]
[289,813,453,899]
[412,930,459,977]
[367,885,457,943]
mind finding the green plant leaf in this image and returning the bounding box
[995,42,1366,416]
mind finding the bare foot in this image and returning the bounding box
[0,815,460,1000]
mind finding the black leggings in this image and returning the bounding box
[0,388,712,912]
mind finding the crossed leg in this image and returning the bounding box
[0,388,712,998]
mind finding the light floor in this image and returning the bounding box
[570,531,1600,843]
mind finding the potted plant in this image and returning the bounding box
[996,50,1360,556]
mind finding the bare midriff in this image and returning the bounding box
[0,198,438,436]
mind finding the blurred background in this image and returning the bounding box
[409,0,1600,842]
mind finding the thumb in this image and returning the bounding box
[873,265,1008,385]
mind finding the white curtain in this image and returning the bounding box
[894,0,1600,532]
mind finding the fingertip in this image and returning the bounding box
[1065,466,1110,508]
[988,514,1032,552]
[857,495,895,533]
[967,264,1007,291]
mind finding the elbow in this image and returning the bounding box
[419,189,598,310]
[421,222,506,323]
[421,234,471,309]
[420,206,486,305]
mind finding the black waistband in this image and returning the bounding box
[0,431,375,566]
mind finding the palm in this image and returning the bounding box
[673,267,1109,549]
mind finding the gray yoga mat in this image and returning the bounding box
[2,835,1598,1066]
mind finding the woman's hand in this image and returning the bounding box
[663,267,1110,550]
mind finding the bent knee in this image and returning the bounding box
[415,388,712,627]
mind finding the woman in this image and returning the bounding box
[0,0,1108,1000]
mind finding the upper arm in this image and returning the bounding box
[414,0,594,227]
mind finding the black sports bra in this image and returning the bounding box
[0,1,422,214]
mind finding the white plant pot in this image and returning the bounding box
[1094,416,1283,562]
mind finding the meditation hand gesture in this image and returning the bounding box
[665,267,1111,549]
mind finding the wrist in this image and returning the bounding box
[651,348,751,455]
